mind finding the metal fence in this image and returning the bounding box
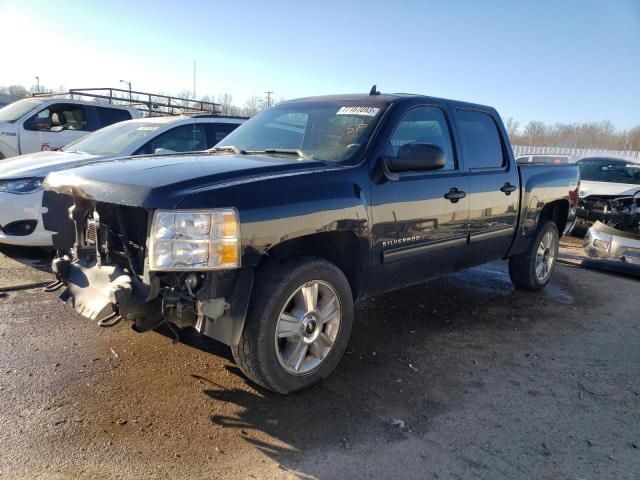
[512,145,640,161]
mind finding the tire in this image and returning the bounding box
[509,220,560,291]
[231,256,353,394]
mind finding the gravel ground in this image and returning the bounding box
[0,245,639,479]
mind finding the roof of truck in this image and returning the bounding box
[283,92,495,112]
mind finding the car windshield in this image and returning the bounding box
[62,121,165,155]
[217,101,388,164]
[0,98,46,123]
[578,158,640,185]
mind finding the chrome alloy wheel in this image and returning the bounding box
[535,230,557,283]
[274,280,342,375]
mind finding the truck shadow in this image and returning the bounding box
[184,261,591,477]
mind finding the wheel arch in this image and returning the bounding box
[539,199,570,236]
[259,230,365,301]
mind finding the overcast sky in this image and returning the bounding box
[1,0,639,128]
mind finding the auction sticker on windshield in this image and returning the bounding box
[336,106,381,116]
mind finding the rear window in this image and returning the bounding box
[578,158,640,185]
[456,110,505,170]
[97,107,132,128]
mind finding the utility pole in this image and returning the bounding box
[193,61,197,100]
[119,79,132,101]
[265,91,274,107]
[34,76,40,94]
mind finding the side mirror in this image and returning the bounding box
[386,143,446,173]
[154,148,176,155]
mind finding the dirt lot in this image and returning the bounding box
[0,244,639,480]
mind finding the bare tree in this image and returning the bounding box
[216,93,239,116]
[505,117,520,139]
[242,95,266,117]
[7,85,28,98]
[523,121,546,145]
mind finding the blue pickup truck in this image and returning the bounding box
[42,90,580,393]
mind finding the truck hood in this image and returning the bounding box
[580,180,640,198]
[44,152,333,209]
[0,150,103,179]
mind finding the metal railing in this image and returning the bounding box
[512,145,640,161]
[33,88,221,116]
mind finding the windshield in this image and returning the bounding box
[578,158,640,185]
[218,101,388,164]
[0,98,46,123]
[63,121,165,155]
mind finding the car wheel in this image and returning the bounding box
[509,220,560,291]
[231,256,353,394]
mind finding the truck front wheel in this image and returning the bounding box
[508,220,559,290]
[231,257,353,394]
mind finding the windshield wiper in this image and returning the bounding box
[243,149,312,159]
[207,145,243,155]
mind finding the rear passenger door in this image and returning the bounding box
[454,109,519,266]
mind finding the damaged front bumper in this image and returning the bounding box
[584,221,640,265]
[43,188,253,347]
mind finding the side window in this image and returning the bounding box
[24,103,90,132]
[96,107,132,128]
[385,106,456,171]
[456,110,505,170]
[143,124,207,154]
[205,122,241,148]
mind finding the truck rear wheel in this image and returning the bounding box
[231,256,353,394]
[508,220,559,291]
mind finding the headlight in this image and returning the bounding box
[0,177,44,194]
[149,209,240,271]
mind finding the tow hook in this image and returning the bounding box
[97,311,122,327]
[44,255,73,292]
[43,280,65,292]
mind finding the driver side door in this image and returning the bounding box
[370,105,469,294]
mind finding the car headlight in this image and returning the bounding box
[0,177,44,194]
[149,209,240,271]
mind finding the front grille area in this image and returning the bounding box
[92,202,149,274]
[41,190,150,274]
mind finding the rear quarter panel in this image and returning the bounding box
[507,164,579,256]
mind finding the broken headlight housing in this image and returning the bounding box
[149,209,240,271]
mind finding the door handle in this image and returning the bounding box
[500,182,517,195]
[444,187,467,203]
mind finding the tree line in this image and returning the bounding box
[2,84,638,151]
[505,117,639,151]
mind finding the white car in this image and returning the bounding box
[573,156,640,233]
[0,115,245,246]
[0,97,140,159]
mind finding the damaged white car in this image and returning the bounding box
[584,189,640,265]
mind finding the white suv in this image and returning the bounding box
[0,115,245,246]
[0,98,140,159]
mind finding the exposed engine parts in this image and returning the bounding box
[599,192,640,234]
